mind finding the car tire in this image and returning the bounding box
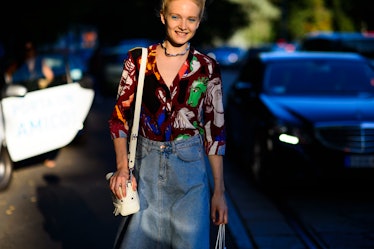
[251,137,274,187]
[225,103,255,165]
[224,104,240,161]
[252,139,265,181]
[0,146,13,191]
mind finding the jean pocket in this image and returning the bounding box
[176,144,203,162]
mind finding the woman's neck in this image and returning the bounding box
[160,40,190,57]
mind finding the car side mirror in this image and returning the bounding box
[235,80,256,96]
[235,81,252,89]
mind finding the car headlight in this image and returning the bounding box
[270,122,312,145]
[228,53,239,63]
[279,133,299,145]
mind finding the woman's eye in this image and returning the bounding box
[170,15,179,20]
[188,18,197,22]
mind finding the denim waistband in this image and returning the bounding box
[137,135,203,153]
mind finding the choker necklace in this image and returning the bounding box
[160,41,190,57]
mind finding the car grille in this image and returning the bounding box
[316,124,374,153]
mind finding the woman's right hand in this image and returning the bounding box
[109,168,138,199]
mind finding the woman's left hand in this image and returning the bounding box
[211,192,228,225]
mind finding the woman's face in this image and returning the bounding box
[161,0,201,45]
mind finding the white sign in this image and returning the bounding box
[1,83,94,161]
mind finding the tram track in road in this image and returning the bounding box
[224,188,316,249]
[264,189,330,249]
[262,177,374,249]
[223,158,333,249]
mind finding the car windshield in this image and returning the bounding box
[264,60,374,96]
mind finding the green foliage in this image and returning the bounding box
[329,0,355,31]
[287,0,332,39]
[272,0,364,41]
[0,0,373,49]
[194,0,249,46]
[238,0,281,46]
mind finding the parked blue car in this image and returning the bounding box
[225,51,374,185]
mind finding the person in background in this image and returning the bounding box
[108,0,228,248]
[4,40,54,90]
[5,39,57,168]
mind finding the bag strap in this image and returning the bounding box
[128,47,147,172]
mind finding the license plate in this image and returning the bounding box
[345,156,374,168]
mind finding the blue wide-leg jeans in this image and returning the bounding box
[115,135,210,249]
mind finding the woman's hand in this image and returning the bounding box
[109,168,138,200]
[211,192,228,225]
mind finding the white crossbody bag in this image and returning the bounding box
[106,47,147,216]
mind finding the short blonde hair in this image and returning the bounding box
[160,0,206,20]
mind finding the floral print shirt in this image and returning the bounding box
[108,44,226,155]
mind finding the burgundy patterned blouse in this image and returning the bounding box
[108,44,226,156]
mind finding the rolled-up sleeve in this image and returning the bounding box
[203,61,226,156]
[108,52,138,139]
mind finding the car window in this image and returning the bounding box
[342,39,374,56]
[301,38,338,51]
[264,60,374,96]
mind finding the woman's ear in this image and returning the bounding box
[196,21,201,29]
[160,12,166,25]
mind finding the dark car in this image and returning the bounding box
[225,51,374,185]
[299,31,374,64]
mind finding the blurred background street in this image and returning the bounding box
[2,1,374,248]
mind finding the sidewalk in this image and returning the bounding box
[222,158,307,249]
[207,157,253,249]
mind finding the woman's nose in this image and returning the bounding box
[178,20,187,30]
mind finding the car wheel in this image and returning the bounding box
[225,105,240,161]
[252,139,264,181]
[251,138,274,186]
[225,103,254,164]
[0,146,13,191]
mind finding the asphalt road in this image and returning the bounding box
[0,95,120,249]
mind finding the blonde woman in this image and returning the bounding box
[108,0,228,248]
